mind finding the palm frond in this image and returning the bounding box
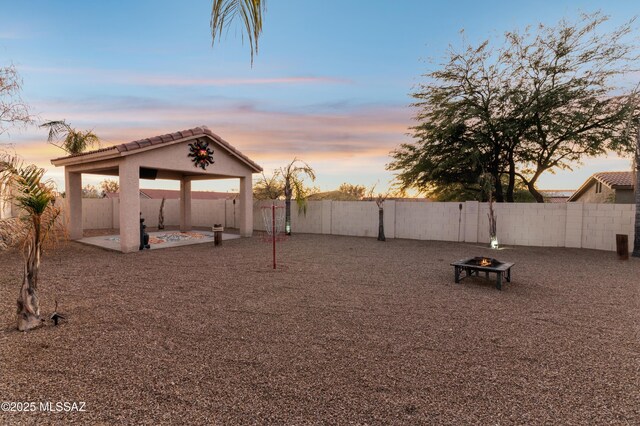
[211,0,265,65]
[40,120,99,154]
[37,200,63,250]
[282,158,316,181]
[40,120,71,143]
[64,130,99,154]
[0,217,27,250]
[12,165,56,216]
[291,177,309,214]
[294,164,316,181]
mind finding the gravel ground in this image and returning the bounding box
[1,234,639,425]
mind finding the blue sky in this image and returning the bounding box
[1,0,638,193]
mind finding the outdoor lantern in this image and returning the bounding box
[285,223,291,234]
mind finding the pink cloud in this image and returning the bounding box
[8,97,412,191]
[22,66,352,87]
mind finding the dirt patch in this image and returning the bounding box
[1,235,638,424]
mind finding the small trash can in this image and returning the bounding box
[212,224,224,246]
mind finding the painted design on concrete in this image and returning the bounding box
[106,232,214,245]
[188,139,214,170]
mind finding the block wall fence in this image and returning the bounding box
[69,199,635,252]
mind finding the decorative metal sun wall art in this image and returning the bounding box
[188,139,214,170]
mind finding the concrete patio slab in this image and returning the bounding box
[77,230,240,251]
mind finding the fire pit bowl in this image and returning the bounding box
[450,257,514,290]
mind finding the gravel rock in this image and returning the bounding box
[1,234,638,424]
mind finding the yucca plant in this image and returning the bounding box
[0,154,62,331]
[40,120,99,155]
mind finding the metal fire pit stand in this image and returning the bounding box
[450,258,514,290]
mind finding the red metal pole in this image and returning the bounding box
[272,204,276,269]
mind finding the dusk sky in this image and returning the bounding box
[1,0,638,194]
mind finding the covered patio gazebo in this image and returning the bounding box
[51,126,262,253]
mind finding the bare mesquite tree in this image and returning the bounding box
[1,65,32,220]
[0,65,32,135]
[253,171,284,201]
[99,179,119,196]
[0,154,62,331]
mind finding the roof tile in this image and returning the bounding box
[51,126,262,172]
[594,171,633,188]
[51,146,118,161]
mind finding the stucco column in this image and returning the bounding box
[118,159,140,253]
[65,169,83,240]
[239,174,253,237]
[180,177,192,232]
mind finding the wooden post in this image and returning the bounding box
[616,234,629,260]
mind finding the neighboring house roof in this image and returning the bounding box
[540,190,575,203]
[103,192,147,199]
[593,171,634,188]
[567,171,634,202]
[104,190,237,200]
[51,125,262,172]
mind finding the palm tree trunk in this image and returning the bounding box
[633,129,640,257]
[17,244,42,331]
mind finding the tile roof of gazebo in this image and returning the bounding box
[51,125,262,172]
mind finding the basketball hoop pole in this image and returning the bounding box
[272,204,276,269]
